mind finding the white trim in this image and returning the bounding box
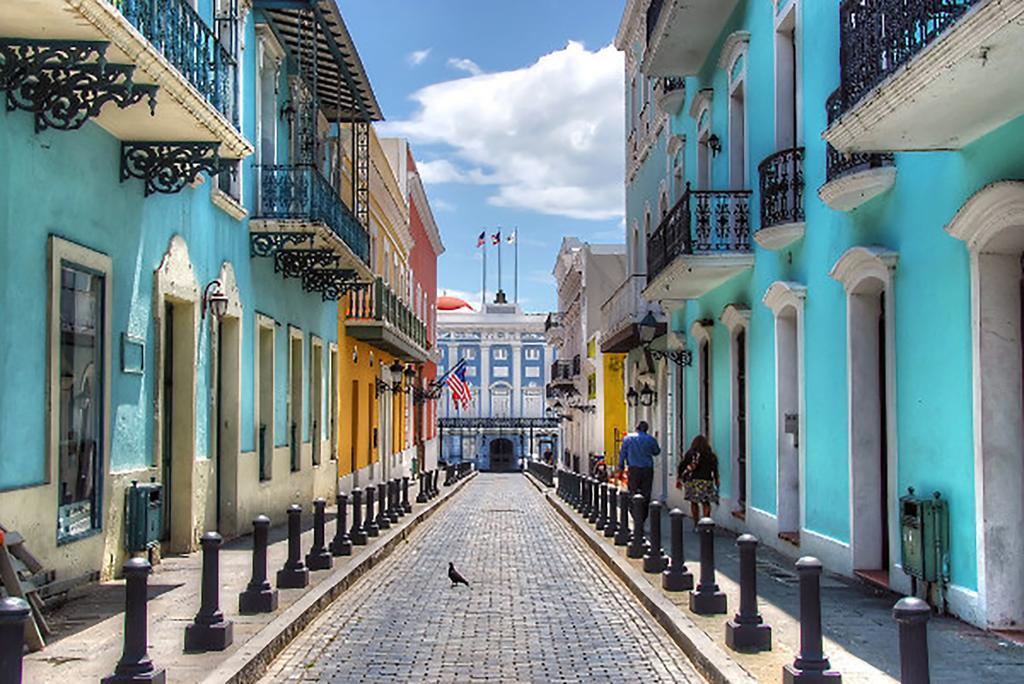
[761,280,807,315]
[944,180,1024,252]
[689,88,714,122]
[667,133,687,157]
[717,31,751,72]
[818,166,897,212]
[828,246,899,293]
[720,305,750,513]
[719,303,751,333]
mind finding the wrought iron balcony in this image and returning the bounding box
[256,165,370,265]
[654,76,686,115]
[601,275,662,353]
[114,0,236,125]
[646,186,752,285]
[825,91,894,182]
[832,0,979,121]
[346,278,428,361]
[757,147,805,249]
[550,360,573,384]
[571,354,582,377]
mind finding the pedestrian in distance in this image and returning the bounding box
[593,460,609,483]
[617,421,660,532]
[677,434,720,529]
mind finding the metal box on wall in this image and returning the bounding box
[125,480,162,552]
[899,488,949,583]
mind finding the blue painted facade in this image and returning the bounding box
[619,0,1024,628]
[0,1,378,579]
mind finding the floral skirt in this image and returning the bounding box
[684,478,719,504]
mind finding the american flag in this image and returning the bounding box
[439,358,472,409]
[476,231,485,248]
[491,230,501,245]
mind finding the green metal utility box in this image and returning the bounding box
[899,488,949,582]
[125,480,162,552]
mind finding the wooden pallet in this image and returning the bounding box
[0,526,49,651]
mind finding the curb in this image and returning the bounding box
[205,472,478,684]
[544,484,758,684]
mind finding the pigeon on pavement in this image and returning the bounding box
[448,561,470,587]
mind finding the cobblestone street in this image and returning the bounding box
[262,474,703,682]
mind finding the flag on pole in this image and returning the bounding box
[442,359,472,409]
[491,231,501,245]
[476,231,485,248]
[507,231,516,244]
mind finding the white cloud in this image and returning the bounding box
[447,57,483,76]
[381,42,625,221]
[431,198,456,212]
[407,48,431,66]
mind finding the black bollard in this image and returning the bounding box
[783,557,842,683]
[389,478,401,521]
[402,476,413,514]
[590,479,602,524]
[662,508,694,592]
[571,473,582,511]
[239,515,278,613]
[604,487,619,539]
[614,489,631,546]
[643,501,669,573]
[0,597,30,683]
[894,597,931,684]
[596,483,609,531]
[726,534,771,651]
[432,469,440,496]
[365,486,380,536]
[276,505,310,589]
[350,488,368,545]
[584,478,595,520]
[305,498,333,571]
[330,492,353,556]
[185,532,233,652]
[376,482,391,530]
[417,471,428,503]
[689,518,727,614]
[102,558,165,684]
[627,493,646,559]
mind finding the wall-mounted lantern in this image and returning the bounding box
[626,387,639,407]
[201,280,229,321]
[639,384,656,407]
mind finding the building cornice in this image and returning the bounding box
[409,171,445,257]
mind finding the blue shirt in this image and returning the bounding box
[618,431,660,469]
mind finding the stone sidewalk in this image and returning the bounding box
[261,473,706,683]
[543,477,1024,683]
[23,474,474,683]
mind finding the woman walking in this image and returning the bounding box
[677,434,720,528]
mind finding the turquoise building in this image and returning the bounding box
[0,0,380,581]
[615,0,1024,630]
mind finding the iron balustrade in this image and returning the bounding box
[825,90,894,182]
[527,460,555,487]
[646,185,752,284]
[347,278,428,351]
[114,0,237,125]
[833,0,980,119]
[646,0,665,42]
[571,354,582,377]
[439,418,560,430]
[758,147,805,229]
[660,77,685,95]
[256,165,369,265]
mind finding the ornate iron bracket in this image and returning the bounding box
[273,249,338,278]
[302,268,363,301]
[249,232,314,257]
[647,347,693,367]
[0,38,158,132]
[120,142,221,195]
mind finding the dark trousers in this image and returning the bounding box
[627,467,654,532]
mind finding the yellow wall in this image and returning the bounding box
[603,354,627,466]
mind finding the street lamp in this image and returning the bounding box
[201,279,229,321]
[639,311,658,344]
[626,387,639,407]
[639,384,656,407]
[640,310,692,367]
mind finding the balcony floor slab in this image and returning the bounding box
[754,222,805,251]
[643,253,754,301]
[819,167,898,212]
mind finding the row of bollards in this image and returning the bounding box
[554,472,934,683]
[76,470,455,684]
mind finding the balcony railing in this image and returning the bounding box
[659,77,685,95]
[544,312,563,333]
[602,274,648,340]
[833,0,980,119]
[114,0,237,125]
[646,0,665,43]
[758,147,805,229]
[348,278,427,351]
[825,90,894,182]
[256,165,370,265]
[572,355,582,377]
[647,186,752,283]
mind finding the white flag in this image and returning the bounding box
[506,231,516,244]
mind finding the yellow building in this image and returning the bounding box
[336,128,430,487]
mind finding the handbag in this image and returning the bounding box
[680,449,699,483]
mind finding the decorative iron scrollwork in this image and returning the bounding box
[273,249,338,279]
[302,268,362,301]
[0,39,158,132]
[249,231,313,258]
[120,142,221,195]
[758,147,805,229]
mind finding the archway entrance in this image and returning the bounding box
[946,181,1024,628]
[489,438,515,472]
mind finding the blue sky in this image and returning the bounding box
[338,1,627,313]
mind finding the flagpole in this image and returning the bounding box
[514,227,519,304]
[481,235,487,310]
[497,230,503,295]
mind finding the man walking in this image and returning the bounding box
[617,421,660,532]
